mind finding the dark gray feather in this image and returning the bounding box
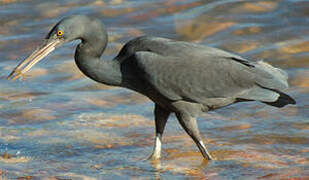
[118,36,291,106]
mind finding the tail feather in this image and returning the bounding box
[263,90,296,108]
[249,61,295,108]
[254,61,289,90]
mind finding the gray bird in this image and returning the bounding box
[8,15,295,160]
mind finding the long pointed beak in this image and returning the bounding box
[8,39,62,81]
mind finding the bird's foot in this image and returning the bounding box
[140,152,160,162]
[147,153,160,161]
[205,153,215,161]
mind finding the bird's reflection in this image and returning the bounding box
[148,156,210,179]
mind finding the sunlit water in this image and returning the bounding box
[0,0,308,179]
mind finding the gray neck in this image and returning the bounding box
[74,25,122,86]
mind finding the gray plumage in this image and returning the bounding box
[117,37,293,109]
[9,15,296,160]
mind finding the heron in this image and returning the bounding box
[8,15,295,160]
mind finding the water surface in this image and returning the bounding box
[0,0,308,179]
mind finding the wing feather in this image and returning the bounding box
[121,37,289,104]
[132,51,256,103]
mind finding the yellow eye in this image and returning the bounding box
[57,30,63,37]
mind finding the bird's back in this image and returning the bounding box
[116,36,295,109]
[116,36,248,61]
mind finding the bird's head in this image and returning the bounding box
[8,15,105,80]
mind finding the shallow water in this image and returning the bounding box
[0,0,308,179]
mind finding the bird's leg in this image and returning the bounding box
[175,112,213,160]
[148,104,170,160]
